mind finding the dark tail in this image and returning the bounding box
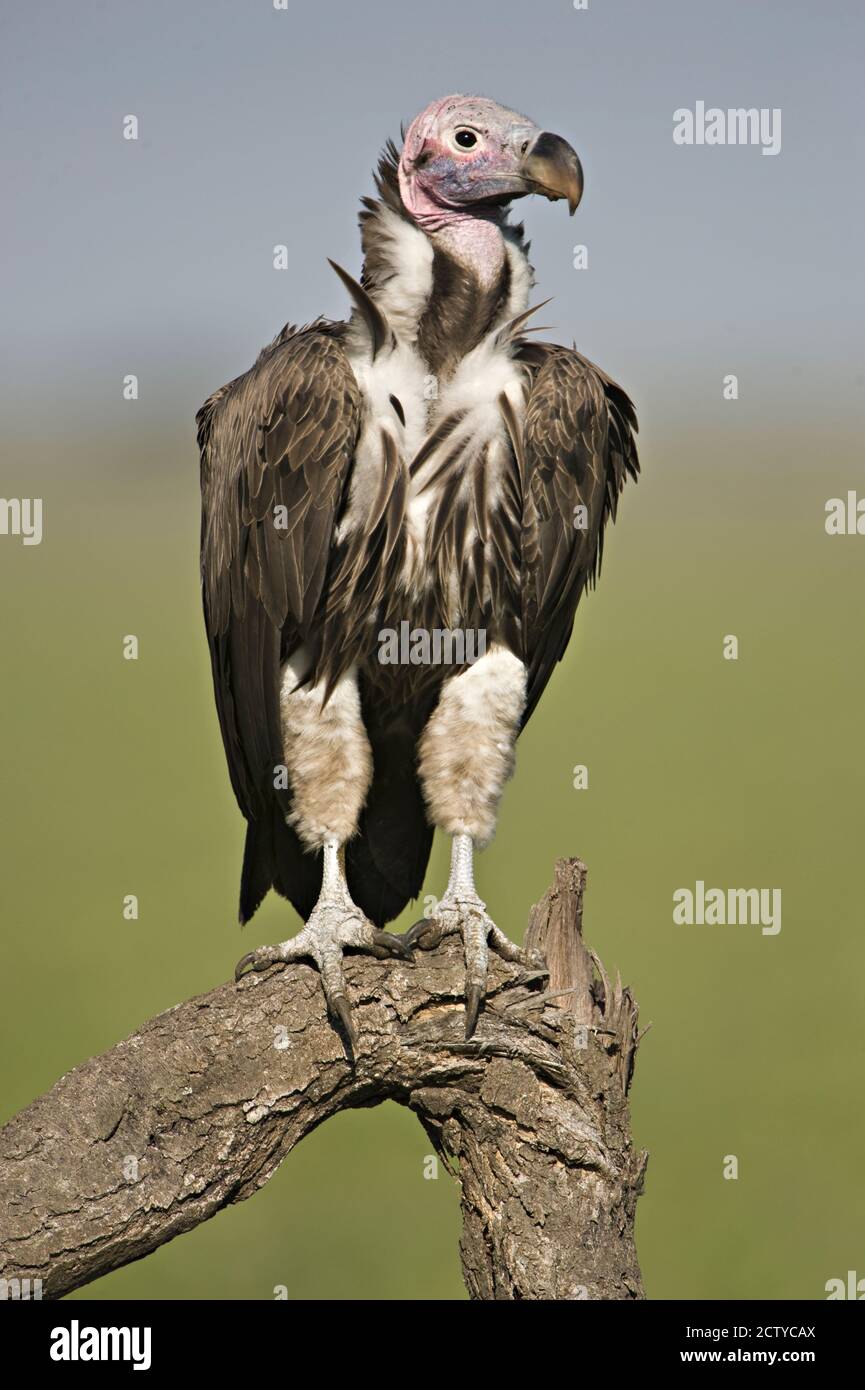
[239,713,432,930]
[239,811,321,926]
[346,715,433,927]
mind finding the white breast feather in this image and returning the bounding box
[341,228,531,588]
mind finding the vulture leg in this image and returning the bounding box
[235,839,412,1052]
[407,833,539,1036]
[410,648,546,1037]
[234,656,412,1052]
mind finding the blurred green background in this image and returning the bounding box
[2,417,863,1300]
[2,0,864,1300]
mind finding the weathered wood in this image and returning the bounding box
[0,857,646,1300]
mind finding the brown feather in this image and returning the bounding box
[327,259,392,359]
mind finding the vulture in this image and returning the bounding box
[197,94,639,1045]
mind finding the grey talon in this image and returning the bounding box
[235,952,256,983]
[405,917,443,951]
[465,983,483,1039]
[332,995,358,1053]
[371,929,413,960]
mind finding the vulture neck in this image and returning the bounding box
[405,199,507,291]
[357,148,533,379]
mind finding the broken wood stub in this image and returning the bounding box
[413,856,648,1299]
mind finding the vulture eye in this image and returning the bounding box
[454,128,478,149]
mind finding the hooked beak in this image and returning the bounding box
[521,131,584,215]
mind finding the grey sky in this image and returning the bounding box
[1,0,862,444]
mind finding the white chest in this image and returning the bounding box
[339,211,532,590]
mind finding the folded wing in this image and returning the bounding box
[516,342,639,724]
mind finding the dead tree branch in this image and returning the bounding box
[0,858,647,1300]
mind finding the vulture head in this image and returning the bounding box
[398,94,583,222]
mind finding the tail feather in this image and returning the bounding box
[239,712,432,931]
[239,812,321,926]
[346,716,433,927]
[239,818,273,925]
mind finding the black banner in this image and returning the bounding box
[2,1298,858,1375]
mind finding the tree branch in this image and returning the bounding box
[0,857,647,1301]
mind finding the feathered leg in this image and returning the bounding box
[235,655,412,1052]
[410,647,546,1036]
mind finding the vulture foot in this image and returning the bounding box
[235,902,413,1054]
[407,893,544,1039]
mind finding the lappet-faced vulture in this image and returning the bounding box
[197,94,639,1046]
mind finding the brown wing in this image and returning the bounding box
[515,342,639,724]
[197,321,362,826]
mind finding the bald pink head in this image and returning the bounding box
[397,94,583,231]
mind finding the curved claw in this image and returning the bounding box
[235,950,280,982]
[465,983,483,1039]
[405,917,444,951]
[331,994,358,1053]
[372,929,415,961]
[234,952,255,982]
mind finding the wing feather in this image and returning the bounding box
[514,342,639,724]
[198,322,362,822]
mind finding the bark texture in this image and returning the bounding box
[0,857,647,1301]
